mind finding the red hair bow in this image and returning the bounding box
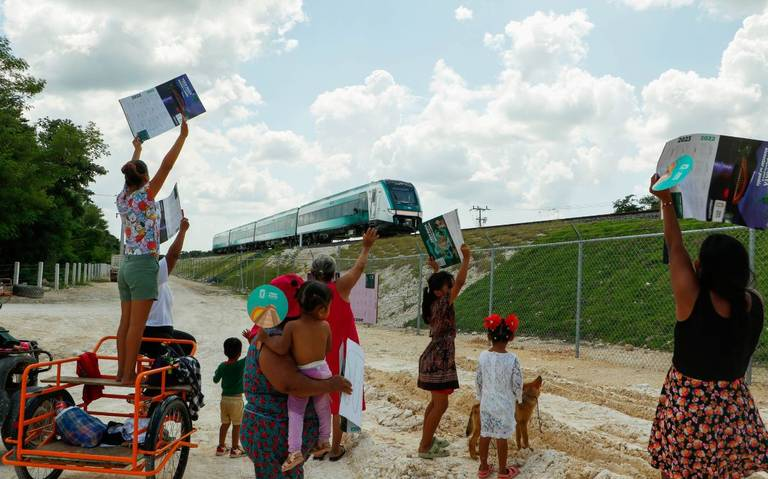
[483,314,502,330]
[505,314,519,333]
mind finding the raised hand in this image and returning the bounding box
[362,227,379,248]
[460,244,471,261]
[649,174,672,202]
[132,136,143,151]
[427,256,439,272]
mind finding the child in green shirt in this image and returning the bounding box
[213,337,245,457]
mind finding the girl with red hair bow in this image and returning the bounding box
[475,313,523,479]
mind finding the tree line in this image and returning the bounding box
[0,36,118,264]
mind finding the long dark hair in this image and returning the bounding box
[422,271,454,324]
[121,160,148,188]
[698,234,752,318]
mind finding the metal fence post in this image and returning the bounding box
[13,262,20,285]
[575,241,583,359]
[64,263,70,287]
[37,262,44,287]
[416,253,425,334]
[239,254,245,293]
[747,228,756,384]
[488,248,496,316]
[54,264,60,290]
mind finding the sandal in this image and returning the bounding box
[215,446,228,456]
[498,466,521,479]
[281,451,305,472]
[418,442,450,460]
[478,464,494,479]
[229,447,244,458]
[311,441,331,460]
[329,445,347,462]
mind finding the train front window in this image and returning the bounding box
[390,185,417,205]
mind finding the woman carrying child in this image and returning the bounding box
[115,115,188,385]
[475,313,522,479]
[258,281,334,472]
[417,244,471,459]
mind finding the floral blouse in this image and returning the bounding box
[116,184,160,255]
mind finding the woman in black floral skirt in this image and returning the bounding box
[648,174,768,478]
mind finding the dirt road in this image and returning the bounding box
[2,279,767,478]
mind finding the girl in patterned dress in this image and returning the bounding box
[115,115,187,385]
[648,174,768,478]
[475,313,523,479]
[417,244,471,459]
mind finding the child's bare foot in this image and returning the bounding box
[281,451,304,472]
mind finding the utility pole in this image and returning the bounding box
[470,205,490,228]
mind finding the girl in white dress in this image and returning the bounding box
[475,313,523,479]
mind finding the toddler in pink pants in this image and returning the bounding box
[258,281,334,472]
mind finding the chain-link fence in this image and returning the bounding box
[174,226,768,382]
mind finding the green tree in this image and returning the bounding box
[612,194,642,214]
[638,194,660,212]
[0,36,117,263]
[0,37,51,243]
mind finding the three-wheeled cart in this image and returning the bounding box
[2,336,197,479]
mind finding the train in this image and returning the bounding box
[212,179,422,252]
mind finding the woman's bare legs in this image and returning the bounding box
[418,392,449,453]
[116,301,132,382]
[121,299,153,385]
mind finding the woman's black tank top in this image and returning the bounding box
[673,290,763,381]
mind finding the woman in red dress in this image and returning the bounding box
[310,227,379,461]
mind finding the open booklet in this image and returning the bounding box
[655,134,768,229]
[119,74,205,141]
[158,184,183,243]
[419,209,465,268]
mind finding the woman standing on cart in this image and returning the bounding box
[115,115,188,385]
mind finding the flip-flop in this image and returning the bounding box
[418,442,450,460]
[329,445,346,462]
[498,466,521,479]
[478,464,494,478]
[281,451,305,472]
[433,437,450,449]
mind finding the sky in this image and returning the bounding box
[3,0,768,251]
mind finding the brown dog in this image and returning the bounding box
[515,375,543,450]
[466,376,543,459]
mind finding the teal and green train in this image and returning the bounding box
[212,180,422,252]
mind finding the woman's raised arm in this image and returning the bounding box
[148,115,188,199]
[650,174,699,320]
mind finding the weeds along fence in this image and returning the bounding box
[174,226,768,380]
[0,261,110,289]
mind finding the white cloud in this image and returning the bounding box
[485,10,593,81]
[617,0,694,11]
[454,6,473,22]
[617,0,768,18]
[2,0,305,92]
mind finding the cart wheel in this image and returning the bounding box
[12,389,73,479]
[143,397,192,479]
